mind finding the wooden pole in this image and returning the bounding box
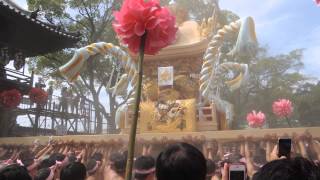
[34,104,41,136]
[125,33,147,180]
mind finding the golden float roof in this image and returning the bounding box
[131,20,211,61]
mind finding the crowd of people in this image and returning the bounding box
[34,82,86,115]
[58,87,82,114]
[0,132,320,180]
[44,86,87,116]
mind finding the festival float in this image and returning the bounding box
[0,0,320,169]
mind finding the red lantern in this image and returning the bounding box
[29,88,48,105]
[0,89,22,109]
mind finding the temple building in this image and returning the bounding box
[0,0,80,93]
[0,0,81,136]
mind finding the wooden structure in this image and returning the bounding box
[0,67,33,93]
[0,0,92,137]
[0,0,80,59]
[1,127,319,145]
[0,0,80,93]
[14,95,98,136]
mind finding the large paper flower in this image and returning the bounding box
[113,0,178,55]
[246,110,265,128]
[272,99,293,118]
[315,0,320,6]
[0,89,22,109]
[29,88,48,105]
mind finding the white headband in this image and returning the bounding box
[134,167,155,174]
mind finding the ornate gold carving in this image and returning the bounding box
[159,70,171,82]
[143,79,158,101]
[139,99,197,133]
[200,18,215,37]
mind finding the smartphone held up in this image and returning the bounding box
[229,164,246,180]
[278,138,292,158]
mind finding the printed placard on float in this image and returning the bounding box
[158,66,173,86]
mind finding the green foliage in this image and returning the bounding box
[227,47,314,129]
[26,0,120,79]
[27,0,123,133]
[294,82,320,126]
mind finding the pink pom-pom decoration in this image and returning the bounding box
[246,110,266,128]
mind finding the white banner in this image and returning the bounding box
[158,66,174,86]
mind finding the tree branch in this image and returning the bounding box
[64,14,91,31]
[80,0,96,40]
[95,1,114,41]
[43,54,63,64]
[80,75,90,89]
[99,102,110,119]
[97,76,108,95]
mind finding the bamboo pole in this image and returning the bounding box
[125,33,147,180]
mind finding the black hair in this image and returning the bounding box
[134,156,155,180]
[60,162,86,180]
[109,152,127,176]
[18,150,35,168]
[91,153,103,161]
[0,164,32,180]
[156,142,206,180]
[85,158,98,176]
[49,153,66,162]
[34,168,50,180]
[252,157,320,180]
[37,158,55,170]
[206,159,216,180]
[68,155,77,164]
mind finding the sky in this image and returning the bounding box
[220,0,320,77]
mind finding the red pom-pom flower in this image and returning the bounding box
[315,0,320,6]
[246,110,266,128]
[113,0,178,55]
[0,89,22,109]
[272,99,293,119]
[29,88,48,105]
